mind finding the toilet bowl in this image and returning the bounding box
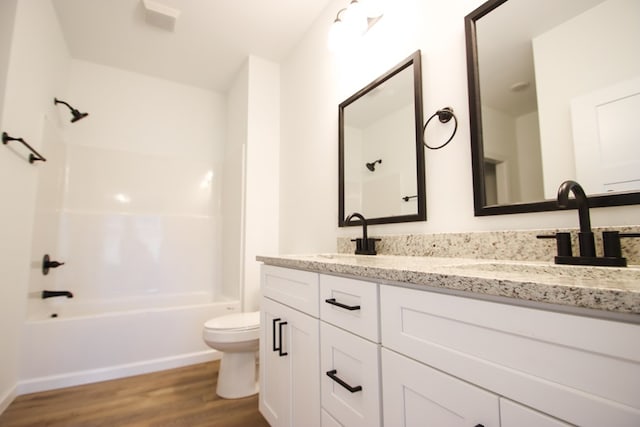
[203,311,260,399]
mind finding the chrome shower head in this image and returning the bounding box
[54,98,89,123]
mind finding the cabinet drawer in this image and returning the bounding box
[320,322,381,427]
[262,265,319,316]
[380,285,640,427]
[382,348,500,427]
[320,274,379,342]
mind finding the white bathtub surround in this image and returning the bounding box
[338,226,640,265]
[18,299,239,395]
[26,59,230,308]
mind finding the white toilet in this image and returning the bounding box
[202,311,260,399]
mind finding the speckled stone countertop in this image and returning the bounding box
[257,254,640,316]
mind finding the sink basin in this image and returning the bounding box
[447,261,640,282]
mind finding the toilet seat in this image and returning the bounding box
[203,311,260,344]
[204,311,260,331]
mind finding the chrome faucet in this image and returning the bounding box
[345,212,380,255]
[557,180,595,257]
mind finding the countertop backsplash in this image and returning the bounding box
[337,226,640,265]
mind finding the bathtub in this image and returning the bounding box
[17,294,240,394]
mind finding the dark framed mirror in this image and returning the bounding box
[339,50,426,226]
[465,0,640,216]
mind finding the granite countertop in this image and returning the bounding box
[257,254,640,316]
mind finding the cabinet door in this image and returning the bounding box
[382,348,500,427]
[321,322,381,427]
[501,399,572,427]
[260,298,292,427]
[259,297,321,427]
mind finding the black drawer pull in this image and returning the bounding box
[277,321,288,357]
[325,298,361,311]
[326,369,362,393]
[272,318,281,352]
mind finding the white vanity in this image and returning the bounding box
[257,254,640,427]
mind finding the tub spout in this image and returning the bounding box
[42,290,73,299]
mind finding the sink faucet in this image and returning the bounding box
[557,180,595,257]
[345,212,380,255]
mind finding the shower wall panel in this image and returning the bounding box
[28,59,229,317]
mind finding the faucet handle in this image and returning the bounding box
[603,231,640,258]
[536,232,572,257]
[350,237,380,255]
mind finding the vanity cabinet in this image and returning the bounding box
[380,284,640,427]
[259,263,640,427]
[319,275,382,427]
[259,266,321,427]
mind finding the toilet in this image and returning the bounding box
[202,311,260,399]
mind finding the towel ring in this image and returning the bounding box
[422,107,457,150]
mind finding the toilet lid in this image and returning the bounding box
[204,311,260,331]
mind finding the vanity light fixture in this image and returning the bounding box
[328,0,384,52]
[54,98,89,123]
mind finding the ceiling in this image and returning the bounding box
[51,0,333,92]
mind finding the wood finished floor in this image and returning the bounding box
[0,361,270,427]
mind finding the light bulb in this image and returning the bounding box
[364,0,384,18]
[343,0,367,35]
[328,18,346,52]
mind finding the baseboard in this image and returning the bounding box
[0,384,17,416]
[16,350,221,396]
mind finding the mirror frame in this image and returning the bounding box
[465,0,640,216]
[338,50,426,227]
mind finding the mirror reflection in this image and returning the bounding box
[466,0,640,215]
[339,50,425,226]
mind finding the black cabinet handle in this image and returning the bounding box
[326,369,362,393]
[474,425,484,427]
[325,298,361,311]
[277,321,288,357]
[272,318,281,352]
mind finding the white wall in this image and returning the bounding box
[225,56,280,312]
[482,105,521,204]
[244,56,280,311]
[0,0,68,411]
[223,60,249,303]
[515,111,544,201]
[535,0,640,198]
[278,0,640,254]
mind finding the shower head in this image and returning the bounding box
[366,159,382,172]
[54,98,89,123]
[71,110,89,123]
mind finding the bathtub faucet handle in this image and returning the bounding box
[42,254,65,275]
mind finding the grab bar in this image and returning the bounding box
[2,132,46,164]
